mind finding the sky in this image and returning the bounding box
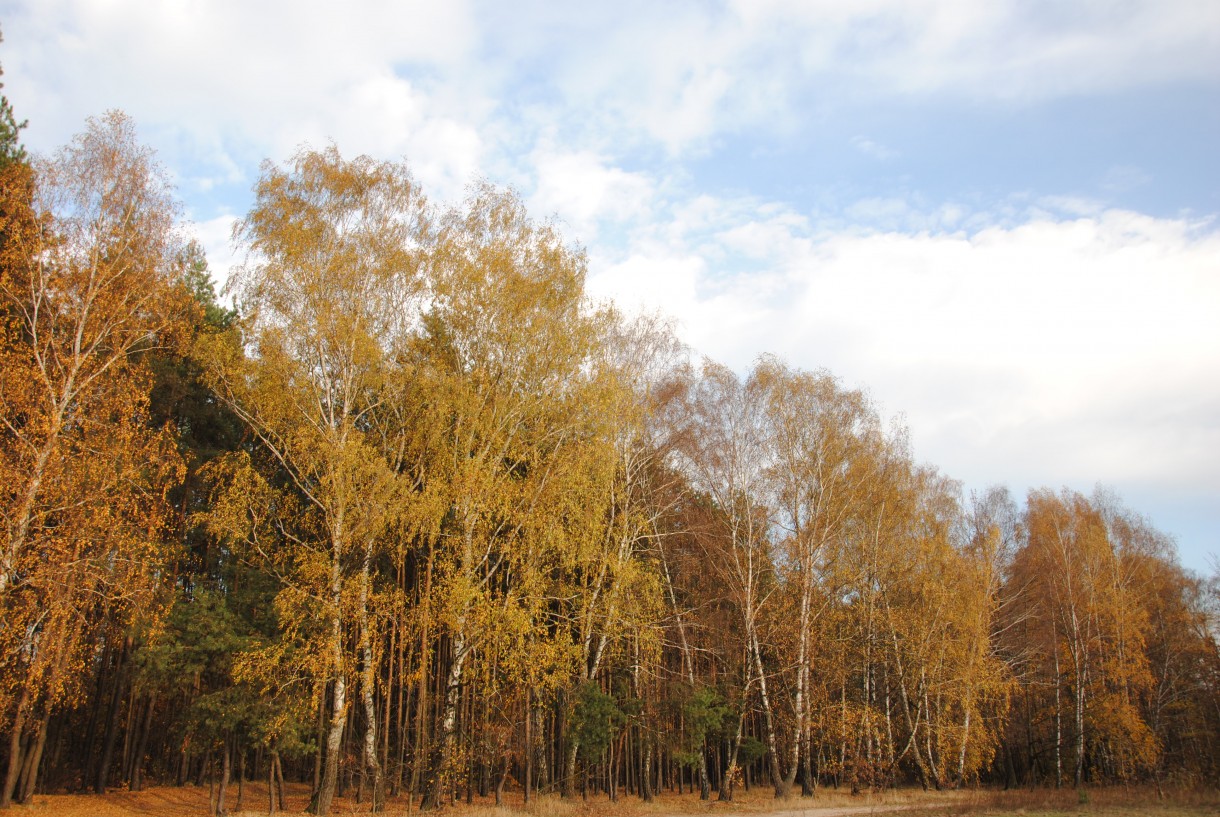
[3,0,1218,572]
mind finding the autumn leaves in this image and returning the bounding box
[2,115,1217,814]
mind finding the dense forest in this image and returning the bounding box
[2,100,1218,816]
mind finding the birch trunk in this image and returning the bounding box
[359,541,384,811]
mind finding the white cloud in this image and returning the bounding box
[5,0,1217,568]
[185,214,241,296]
[5,0,485,208]
[587,252,702,320]
[729,0,1220,99]
[529,147,656,241]
[589,196,1220,516]
[476,0,1220,154]
[8,0,1219,186]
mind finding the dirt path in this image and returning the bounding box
[22,785,954,817]
[693,805,942,817]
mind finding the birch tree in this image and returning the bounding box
[199,146,428,815]
[756,358,885,797]
[415,184,603,808]
[670,361,780,799]
[0,112,192,802]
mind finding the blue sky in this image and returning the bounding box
[3,0,1218,571]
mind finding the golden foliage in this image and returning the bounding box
[0,112,192,742]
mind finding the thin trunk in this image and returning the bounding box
[95,636,132,794]
[409,543,436,803]
[383,610,395,795]
[423,623,467,810]
[923,687,940,786]
[659,542,711,800]
[642,741,654,802]
[130,693,157,792]
[524,689,532,803]
[312,695,324,796]
[16,712,47,805]
[82,643,110,785]
[277,752,288,811]
[1,688,28,807]
[784,551,814,798]
[562,736,579,799]
[749,628,783,796]
[698,750,711,800]
[839,682,848,790]
[1074,673,1085,787]
[956,706,972,786]
[314,531,348,817]
[534,705,549,790]
[120,685,137,786]
[314,666,347,814]
[494,754,509,806]
[269,751,278,816]
[215,739,230,816]
[236,749,245,812]
[1054,641,1063,787]
[801,730,814,796]
[393,598,408,796]
[717,710,746,801]
[359,542,384,812]
[883,665,895,783]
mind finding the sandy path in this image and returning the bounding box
[693,806,936,817]
[23,785,952,817]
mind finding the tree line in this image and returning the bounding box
[2,105,1218,816]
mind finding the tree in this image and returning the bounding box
[756,357,886,797]
[199,146,428,815]
[411,184,608,807]
[670,360,778,799]
[0,110,193,803]
[0,29,27,168]
[1005,489,1157,787]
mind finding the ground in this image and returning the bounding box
[7,782,1218,817]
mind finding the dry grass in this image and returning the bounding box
[12,783,1218,817]
[869,785,1220,817]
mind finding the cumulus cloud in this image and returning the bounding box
[529,147,656,241]
[5,0,485,207]
[5,0,1217,567]
[10,0,1218,180]
[590,195,1220,514]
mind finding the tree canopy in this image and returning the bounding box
[1,109,1218,816]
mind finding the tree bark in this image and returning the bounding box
[313,530,348,817]
[562,736,579,798]
[423,623,467,810]
[130,693,156,792]
[359,542,385,811]
[17,713,47,805]
[215,738,231,816]
[749,628,784,796]
[718,711,746,801]
[642,740,654,802]
[236,748,245,812]
[268,751,278,816]
[1,688,28,807]
[95,637,133,794]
